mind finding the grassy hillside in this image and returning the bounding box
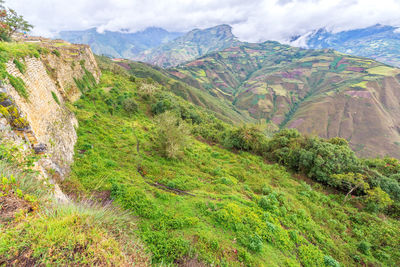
[1,42,399,266]
[170,41,400,158]
[60,60,400,266]
[96,55,254,124]
[0,132,149,265]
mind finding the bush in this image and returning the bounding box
[298,244,325,267]
[138,82,158,99]
[151,98,172,115]
[324,255,340,267]
[358,241,371,255]
[155,111,190,159]
[224,125,268,155]
[267,129,361,186]
[52,49,61,57]
[365,187,393,212]
[238,233,263,253]
[122,98,138,114]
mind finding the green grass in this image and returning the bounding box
[13,58,26,74]
[66,70,400,266]
[8,74,28,99]
[51,91,60,105]
[0,129,149,265]
[368,66,399,76]
[0,42,44,98]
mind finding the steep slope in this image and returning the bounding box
[170,41,400,157]
[0,40,150,266]
[59,27,183,59]
[290,24,400,67]
[132,24,240,68]
[97,56,254,124]
[0,39,100,181]
[63,62,400,266]
[2,40,400,266]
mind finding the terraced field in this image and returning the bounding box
[169,41,400,157]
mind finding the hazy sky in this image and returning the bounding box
[8,0,400,42]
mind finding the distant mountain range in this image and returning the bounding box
[59,25,239,67]
[131,24,240,68]
[168,41,400,158]
[290,24,400,67]
[60,24,400,69]
[59,27,184,58]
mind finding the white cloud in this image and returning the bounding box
[7,0,400,42]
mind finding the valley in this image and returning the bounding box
[1,3,400,266]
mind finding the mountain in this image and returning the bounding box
[2,37,400,267]
[290,24,400,67]
[132,24,241,67]
[59,27,183,58]
[100,57,255,124]
[169,41,400,158]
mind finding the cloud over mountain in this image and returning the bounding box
[9,0,400,42]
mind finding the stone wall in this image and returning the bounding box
[2,42,100,180]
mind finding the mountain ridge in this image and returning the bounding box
[59,27,184,59]
[169,41,400,158]
[290,24,400,67]
[132,24,241,67]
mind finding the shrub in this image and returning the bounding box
[52,49,61,57]
[358,241,371,255]
[155,111,190,159]
[224,125,268,155]
[138,82,158,99]
[238,233,263,253]
[324,255,340,267]
[151,98,172,115]
[258,194,279,212]
[129,75,136,82]
[267,129,361,187]
[365,187,393,212]
[298,244,325,267]
[122,98,138,114]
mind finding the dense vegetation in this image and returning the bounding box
[62,59,400,266]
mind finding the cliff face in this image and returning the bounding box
[1,40,100,182]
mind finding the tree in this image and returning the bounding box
[0,2,32,41]
[365,187,393,212]
[330,172,370,203]
[155,111,190,159]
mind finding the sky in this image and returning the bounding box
[8,0,400,42]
